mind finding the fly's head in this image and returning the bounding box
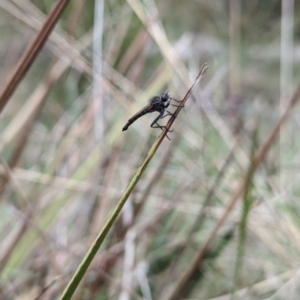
[161,92,171,108]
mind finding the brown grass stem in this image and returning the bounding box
[0,0,71,113]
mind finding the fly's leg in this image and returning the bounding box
[152,123,172,140]
[172,98,185,108]
[171,104,185,108]
[171,98,184,107]
[151,111,173,131]
[162,110,176,119]
[150,111,163,128]
[151,111,173,140]
[171,97,184,107]
[172,98,182,103]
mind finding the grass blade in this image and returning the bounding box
[59,64,208,300]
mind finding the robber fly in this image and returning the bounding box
[122,92,182,134]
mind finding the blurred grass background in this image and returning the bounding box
[1,0,300,299]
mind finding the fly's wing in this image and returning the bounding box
[122,103,156,131]
[128,96,162,121]
[127,103,155,123]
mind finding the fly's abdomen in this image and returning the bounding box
[122,109,152,131]
[122,121,131,131]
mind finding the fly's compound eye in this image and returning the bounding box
[161,93,169,102]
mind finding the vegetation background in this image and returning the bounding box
[0,0,300,299]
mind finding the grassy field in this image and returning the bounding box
[1,0,300,299]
